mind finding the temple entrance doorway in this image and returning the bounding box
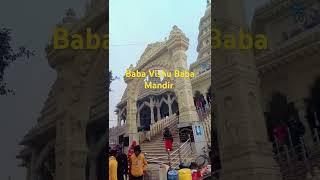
[160,102,169,118]
[140,106,151,129]
[172,100,179,115]
[153,106,158,122]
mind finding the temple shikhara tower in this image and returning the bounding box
[17,0,107,180]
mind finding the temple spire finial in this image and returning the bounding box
[207,0,211,7]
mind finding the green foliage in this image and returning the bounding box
[107,71,118,92]
[0,27,34,95]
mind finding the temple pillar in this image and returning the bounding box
[150,97,155,124]
[167,25,207,155]
[157,105,161,121]
[213,0,280,179]
[124,74,139,144]
[127,96,139,144]
[167,26,199,124]
[55,112,88,180]
[168,103,172,116]
[137,110,141,127]
[167,94,173,116]
[54,72,89,180]
[150,106,155,124]
[202,90,209,106]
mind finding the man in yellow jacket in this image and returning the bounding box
[129,145,148,180]
[109,149,118,180]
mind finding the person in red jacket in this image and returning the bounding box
[128,141,137,157]
[163,127,173,152]
[273,122,288,145]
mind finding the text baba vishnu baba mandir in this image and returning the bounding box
[125,69,195,89]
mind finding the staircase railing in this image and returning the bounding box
[171,138,193,169]
[273,139,311,180]
[271,134,320,180]
[145,138,193,169]
[109,124,128,137]
[196,103,211,121]
[196,105,212,144]
[149,114,178,139]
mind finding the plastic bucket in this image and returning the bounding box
[178,168,192,180]
[167,169,179,180]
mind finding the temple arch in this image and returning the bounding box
[119,25,199,145]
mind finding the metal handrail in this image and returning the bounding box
[149,114,178,139]
[171,143,190,160]
[170,138,191,156]
[270,137,318,180]
[171,139,193,169]
[172,145,192,169]
[146,138,191,163]
[146,155,170,162]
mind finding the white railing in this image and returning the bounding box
[271,129,320,180]
[203,114,211,143]
[138,114,178,143]
[149,114,179,139]
[109,124,128,137]
[171,138,193,169]
[146,138,193,169]
[197,106,212,143]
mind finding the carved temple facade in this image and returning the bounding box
[254,0,320,148]
[110,2,212,147]
[17,1,108,180]
[212,0,320,179]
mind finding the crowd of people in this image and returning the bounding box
[109,127,176,180]
[109,141,148,180]
[271,116,306,159]
[194,94,212,122]
[108,125,216,179]
[194,96,210,112]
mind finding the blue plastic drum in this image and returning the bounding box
[168,169,179,180]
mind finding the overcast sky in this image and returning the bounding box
[0,0,269,179]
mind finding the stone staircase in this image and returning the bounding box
[141,126,180,165]
[140,116,196,169]
[274,142,320,180]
